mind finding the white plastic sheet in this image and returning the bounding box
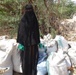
[54,35,69,52]
[46,40,58,55]
[37,61,47,75]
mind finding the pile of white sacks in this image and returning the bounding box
[37,33,76,75]
[0,36,22,75]
[0,34,76,75]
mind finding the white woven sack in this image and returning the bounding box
[47,50,69,75]
[0,39,22,75]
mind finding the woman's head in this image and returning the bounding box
[22,4,34,15]
[25,4,33,12]
[21,4,38,28]
[24,4,35,17]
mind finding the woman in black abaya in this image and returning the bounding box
[17,4,40,75]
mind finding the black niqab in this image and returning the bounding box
[17,4,40,46]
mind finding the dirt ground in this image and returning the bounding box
[13,71,22,75]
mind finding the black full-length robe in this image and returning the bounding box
[17,12,40,75]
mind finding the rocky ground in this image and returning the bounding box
[59,15,76,41]
[13,71,22,75]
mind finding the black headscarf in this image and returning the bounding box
[17,4,40,46]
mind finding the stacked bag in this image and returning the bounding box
[37,34,72,75]
[0,36,22,75]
